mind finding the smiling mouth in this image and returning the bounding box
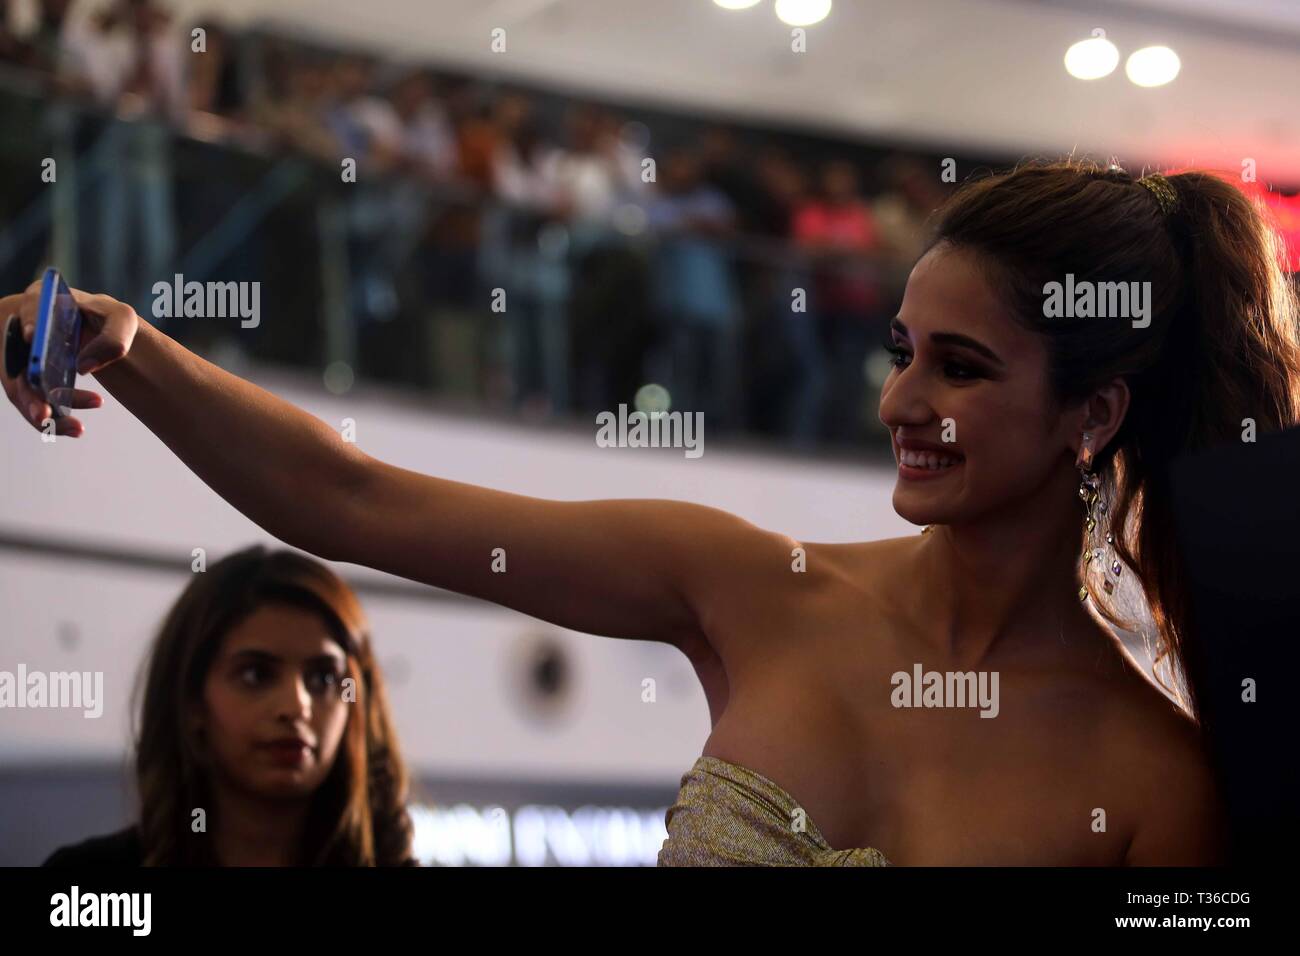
[892,435,965,471]
[897,449,963,470]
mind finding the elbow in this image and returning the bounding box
[293,442,372,565]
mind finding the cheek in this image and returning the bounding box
[956,394,1049,469]
[314,695,350,761]
[202,685,257,761]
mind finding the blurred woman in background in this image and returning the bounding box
[43,545,415,866]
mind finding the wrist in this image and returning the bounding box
[90,314,158,389]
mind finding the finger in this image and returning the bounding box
[53,387,103,410]
[31,411,84,437]
[36,414,83,437]
[26,396,50,429]
[77,337,128,376]
[71,290,137,374]
[22,394,82,436]
[14,377,53,430]
[53,415,83,437]
[0,295,38,340]
[14,371,38,408]
[0,282,42,319]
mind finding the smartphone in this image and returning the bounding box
[28,267,83,419]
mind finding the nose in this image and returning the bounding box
[274,674,313,723]
[877,361,936,434]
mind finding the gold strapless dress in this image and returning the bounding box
[657,755,892,866]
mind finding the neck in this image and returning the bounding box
[209,782,311,867]
[909,458,1093,666]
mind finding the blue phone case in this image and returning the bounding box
[28,267,82,418]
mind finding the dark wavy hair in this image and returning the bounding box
[924,159,1300,726]
[131,545,416,865]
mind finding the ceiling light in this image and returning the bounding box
[1064,31,1119,80]
[1126,45,1181,87]
[775,0,832,27]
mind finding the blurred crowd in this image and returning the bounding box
[0,0,956,447]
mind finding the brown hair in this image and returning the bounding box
[131,545,416,865]
[924,159,1300,724]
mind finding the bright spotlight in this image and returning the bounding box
[775,0,832,27]
[714,0,763,9]
[1064,33,1119,80]
[1126,45,1181,87]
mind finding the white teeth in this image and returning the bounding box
[901,449,960,469]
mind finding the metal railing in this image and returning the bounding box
[0,76,907,455]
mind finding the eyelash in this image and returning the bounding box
[237,663,268,687]
[883,344,980,381]
[236,664,342,693]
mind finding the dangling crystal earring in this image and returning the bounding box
[1076,432,1121,602]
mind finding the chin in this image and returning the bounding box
[892,491,953,526]
[253,771,321,799]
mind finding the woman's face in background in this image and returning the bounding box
[878,242,1078,526]
[198,604,351,800]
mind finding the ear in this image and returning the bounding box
[1071,377,1130,459]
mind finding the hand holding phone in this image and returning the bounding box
[0,270,134,436]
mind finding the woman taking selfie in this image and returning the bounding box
[41,546,416,866]
[9,160,1298,865]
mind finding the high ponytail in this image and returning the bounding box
[924,159,1300,724]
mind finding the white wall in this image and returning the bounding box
[0,363,912,783]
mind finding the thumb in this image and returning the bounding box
[77,335,129,375]
[71,290,138,374]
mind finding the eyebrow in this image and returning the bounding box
[229,649,346,667]
[890,317,1005,367]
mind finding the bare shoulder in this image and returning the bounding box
[1096,656,1228,865]
[667,507,824,661]
[800,534,921,591]
[684,528,912,677]
[694,524,915,602]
